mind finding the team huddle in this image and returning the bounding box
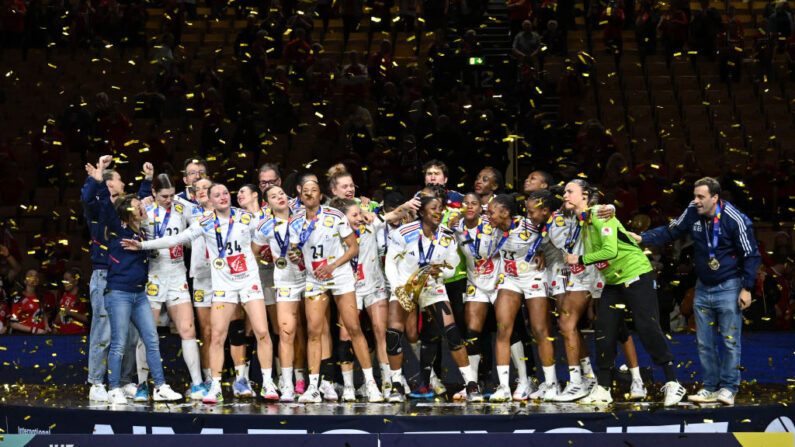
[81,155,693,407]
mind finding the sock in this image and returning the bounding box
[468,354,481,380]
[380,363,391,385]
[459,365,474,384]
[235,365,246,381]
[242,360,250,380]
[497,364,510,388]
[202,368,212,382]
[181,339,203,386]
[295,368,306,382]
[630,366,642,382]
[261,368,273,384]
[281,367,294,387]
[136,339,148,384]
[211,376,221,390]
[309,373,320,388]
[542,365,557,384]
[580,357,594,378]
[362,367,375,384]
[410,342,420,360]
[342,369,354,388]
[662,361,676,383]
[391,368,403,385]
[510,341,528,386]
[568,365,583,385]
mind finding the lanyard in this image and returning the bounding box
[417,224,440,267]
[297,207,322,250]
[152,206,172,239]
[350,224,364,273]
[483,219,513,262]
[705,201,722,259]
[213,210,236,259]
[525,217,553,262]
[564,211,587,253]
[273,216,291,259]
[466,219,485,260]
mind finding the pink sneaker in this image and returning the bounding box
[295,379,307,395]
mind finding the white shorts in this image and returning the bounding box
[146,273,191,309]
[546,263,568,297]
[259,267,276,306]
[273,284,304,303]
[496,267,547,300]
[192,276,213,308]
[305,264,356,297]
[566,265,606,298]
[212,276,265,304]
[357,287,388,309]
[418,281,449,309]
[463,281,497,304]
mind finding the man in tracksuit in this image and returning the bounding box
[631,177,760,405]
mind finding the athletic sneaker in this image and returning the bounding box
[453,388,467,401]
[430,375,446,395]
[108,387,127,405]
[354,383,367,398]
[408,385,434,399]
[89,383,109,402]
[687,388,718,403]
[298,384,322,403]
[583,374,597,394]
[489,384,511,402]
[202,383,223,404]
[555,381,589,402]
[233,377,254,397]
[279,384,295,403]
[189,383,207,400]
[512,382,530,401]
[466,381,484,403]
[661,381,686,407]
[381,380,392,397]
[260,381,280,401]
[716,388,735,405]
[134,382,149,402]
[580,385,613,404]
[122,383,139,398]
[295,379,307,395]
[530,381,559,401]
[153,384,182,401]
[366,380,384,403]
[389,382,406,403]
[341,386,356,402]
[320,380,338,402]
[629,379,647,400]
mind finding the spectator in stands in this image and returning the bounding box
[536,0,557,32]
[284,28,313,83]
[343,101,375,158]
[507,0,530,38]
[395,0,419,52]
[97,102,132,151]
[769,0,794,50]
[689,0,721,61]
[753,19,774,81]
[262,8,286,59]
[461,29,482,58]
[718,20,743,83]
[513,20,541,67]
[367,0,393,52]
[635,0,658,56]
[341,0,363,51]
[342,51,369,100]
[52,267,89,335]
[9,268,51,334]
[234,15,261,59]
[368,39,394,100]
[601,1,625,56]
[659,5,689,66]
[541,20,566,57]
[316,0,333,41]
[162,0,186,44]
[152,33,176,72]
[557,62,586,123]
[286,9,313,36]
[0,243,21,301]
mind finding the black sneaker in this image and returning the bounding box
[466,381,483,403]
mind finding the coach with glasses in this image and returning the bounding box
[629,177,761,406]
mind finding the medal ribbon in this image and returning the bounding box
[705,201,722,261]
[153,206,172,239]
[466,219,485,260]
[273,217,291,259]
[297,207,322,250]
[213,209,236,259]
[350,225,364,273]
[564,211,587,254]
[417,224,441,267]
[524,217,553,262]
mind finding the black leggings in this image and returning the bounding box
[595,271,675,387]
[420,301,462,385]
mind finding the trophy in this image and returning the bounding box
[393,262,452,313]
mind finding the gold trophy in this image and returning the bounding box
[394,262,452,312]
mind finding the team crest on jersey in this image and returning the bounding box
[324,216,334,228]
[555,215,565,227]
[174,203,183,213]
[240,213,251,225]
[194,290,205,302]
[146,283,159,296]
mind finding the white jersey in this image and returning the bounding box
[174,197,213,279]
[453,217,502,291]
[497,217,544,277]
[141,208,261,292]
[253,214,306,288]
[352,219,387,297]
[249,208,275,274]
[385,221,460,305]
[142,202,189,275]
[546,212,585,256]
[288,206,354,279]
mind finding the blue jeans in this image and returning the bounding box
[694,277,743,393]
[88,270,139,385]
[105,289,166,389]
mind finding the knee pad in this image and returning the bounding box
[386,328,403,356]
[444,324,465,351]
[465,328,482,355]
[337,340,355,364]
[228,319,246,346]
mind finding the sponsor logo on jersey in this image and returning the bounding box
[240,213,252,225]
[228,254,248,274]
[323,216,335,228]
[555,215,565,227]
[519,231,530,240]
[213,291,226,298]
[439,235,452,247]
[146,283,159,297]
[169,245,184,259]
[174,203,183,213]
[194,290,205,302]
[467,285,476,296]
[278,287,291,297]
[601,227,613,236]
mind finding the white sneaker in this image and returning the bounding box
[661,381,686,407]
[341,386,356,402]
[89,383,109,402]
[687,388,718,403]
[629,379,647,400]
[453,388,467,401]
[529,381,560,401]
[580,384,613,404]
[716,388,735,405]
[202,382,223,404]
[298,384,322,403]
[279,383,295,403]
[512,382,530,401]
[320,380,338,402]
[122,383,138,398]
[489,384,512,402]
[153,384,183,401]
[366,380,384,403]
[583,374,597,394]
[430,375,446,395]
[260,381,280,401]
[381,380,392,396]
[554,381,589,402]
[355,383,367,398]
[107,387,127,405]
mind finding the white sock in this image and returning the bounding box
[580,357,594,377]
[468,354,481,380]
[295,368,306,382]
[261,368,273,384]
[410,342,420,360]
[202,368,212,382]
[281,366,294,387]
[362,367,375,383]
[309,373,320,388]
[181,339,203,386]
[136,338,149,384]
[211,376,221,390]
[459,366,474,384]
[342,369,354,388]
[630,366,642,382]
[542,365,557,384]
[497,364,510,388]
[429,368,439,382]
[235,365,246,381]
[391,368,404,385]
[510,341,528,386]
[568,365,582,385]
[380,363,391,385]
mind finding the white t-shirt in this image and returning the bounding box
[287,206,354,279]
[253,214,306,288]
[142,202,189,276]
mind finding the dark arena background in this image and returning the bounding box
[0,0,794,443]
